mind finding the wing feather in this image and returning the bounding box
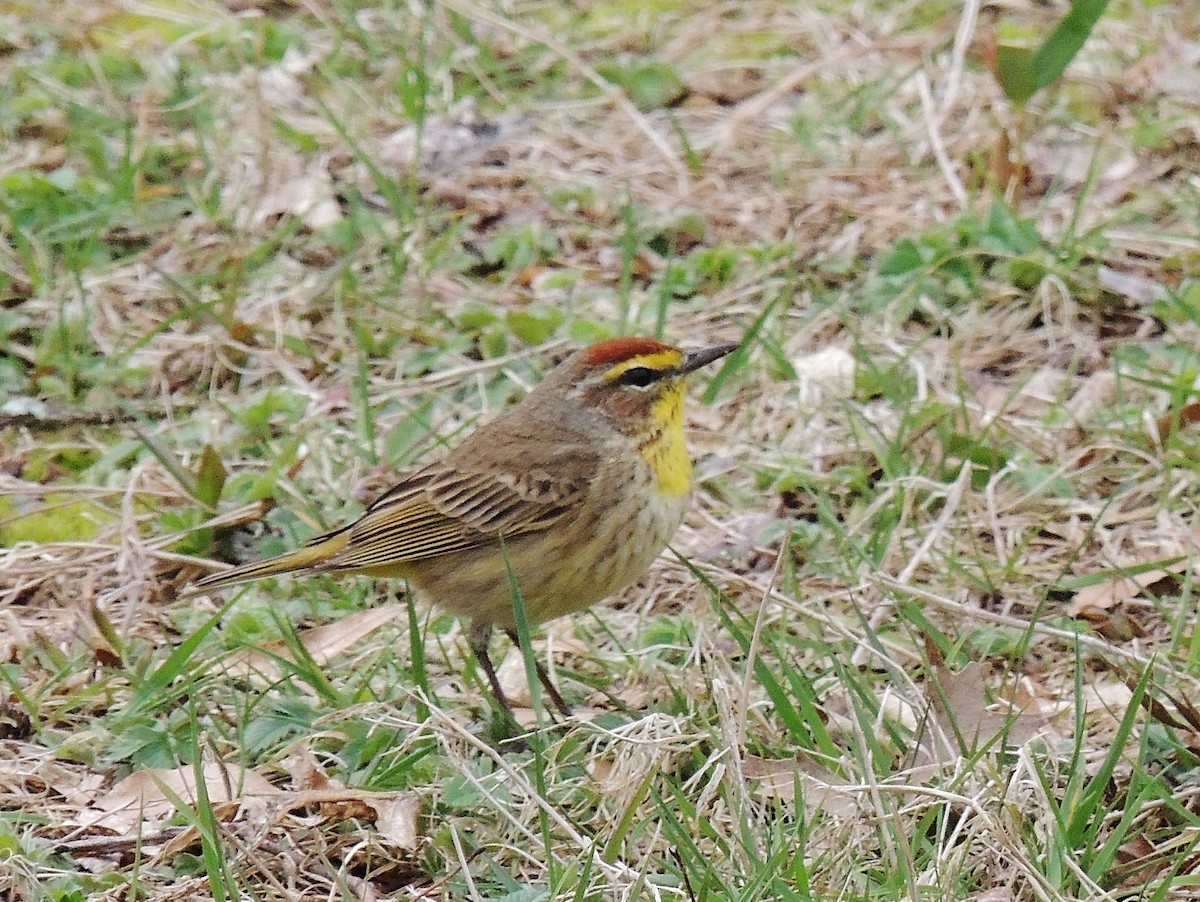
[318,465,587,571]
[317,407,603,572]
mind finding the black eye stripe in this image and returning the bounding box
[617,366,658,387]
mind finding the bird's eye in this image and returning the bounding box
[617,366,658,388]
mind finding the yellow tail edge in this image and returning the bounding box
[189,530,349,594]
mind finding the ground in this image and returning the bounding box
[2,0,1200,899]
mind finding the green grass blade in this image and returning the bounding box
[1033,0,1112,94]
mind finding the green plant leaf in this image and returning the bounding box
[1033,0,1112,95]
[194,444,227,509]
[996,43,1039,104]
[996,0,1111,103]
[507,306,563,345]
[596,59,685,110]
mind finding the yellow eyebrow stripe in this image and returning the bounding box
[602,350,685,381]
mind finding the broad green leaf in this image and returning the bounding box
[1034,0,1112,94]
[996,43,1039,104]
[996,0,1111,103]
[194,444,227,509]
[878,238,926,276]
[597,59,685,110]
[507,306,563,345]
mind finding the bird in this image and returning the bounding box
[191,336,737,714]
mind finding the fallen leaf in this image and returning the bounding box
[289,603,408,663]
[224,602,407,682]
[1074,606,1146,642]
[1098,265,1168,305]
[743,755,797,804]
[158,825,202,859]
[964,890,1016,902]
[255,169,341,230]
[1155,400,1200,444]
[372,110,527,178]
[1067,557,1187,618]
[283,787,418,834]
[89,762,278,833]
[788,756,862,821]
[918,636,1047,763]
[369,793,421,850]
[496,644,533,709]
[792,346,856,401]
[1037,681,1134,726]
[280,743,336,793]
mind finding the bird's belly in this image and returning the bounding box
[403,481,690,629]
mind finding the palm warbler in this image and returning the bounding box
[192,337,736,712]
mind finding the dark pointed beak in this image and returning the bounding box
[681,342,738,375]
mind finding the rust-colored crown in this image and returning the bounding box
[584,337,674,367]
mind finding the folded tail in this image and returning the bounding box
[189,529,350,593]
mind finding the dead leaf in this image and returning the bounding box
[922,662,1014,762]
[496,644,533,709]
[282,787,418,834]
[251,168,341,231]
[1156,400,1200,444]
[89,762,279,833]
[280,744,336,793]
[289,603,408,663]
[879,687,920,732]
[372,109,526,178]
[792,346,856,406]
[368,793,421,851]
[224,602,407,682]
[789,756,862,821]
[1098,265,1168,305]
[1067,556,1187,620]
[919,636,1046,763]
[1036,681,1134,731]
[158,825,202,859]
[743,755,797,804]
[964,890,1016,902]
[1084,682,1135,721]
[1074,606,1147,642]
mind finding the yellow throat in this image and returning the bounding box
[643,382,692,498]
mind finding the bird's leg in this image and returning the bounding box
[504,628,573,717]
[468,621,514,714]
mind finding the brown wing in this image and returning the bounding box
[317,414,600,572]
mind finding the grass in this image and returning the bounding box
[2,0,1200,898]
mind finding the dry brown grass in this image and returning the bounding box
[2,0,1200,898]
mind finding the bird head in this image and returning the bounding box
[554,337,737,436]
